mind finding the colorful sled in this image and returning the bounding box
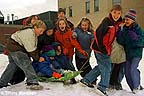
[37,71,82,82]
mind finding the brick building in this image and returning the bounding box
[0,24,22,45]
[0,11,58,45]
[58,0,144,28]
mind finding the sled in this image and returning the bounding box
[37,71,82,82]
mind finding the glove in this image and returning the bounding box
[52,72,62,79]
[128,31,138,41]
[80,50,89,58]
[72,32,77,39]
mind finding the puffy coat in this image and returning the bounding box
[91,14,122,56]
[73,27,94,58]
[117,23,143,59]
[32,54,61,77]
[55,30,84,58]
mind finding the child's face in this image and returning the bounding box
[124,17,135,27]
[111,10,122,21]
[58,12,65,18]
[81,21,89,32]
[34,27,45,36]
[46,29,53,36]
[56,46,62,55]
[58,20,66,31]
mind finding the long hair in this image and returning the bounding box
[56,17,70,31]
[76,17,94,33]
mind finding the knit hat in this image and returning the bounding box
[42,45,56,57]
[124,9,136,21]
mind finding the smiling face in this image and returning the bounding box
[111,10,122,21]
[124,17,135,27]
[81,21,89,32]
[58,20,66,32]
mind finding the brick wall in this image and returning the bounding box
[0,24,22,45]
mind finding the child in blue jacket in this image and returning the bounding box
[32,45,64,79]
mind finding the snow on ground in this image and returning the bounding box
[0,51,144,96]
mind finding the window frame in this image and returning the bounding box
[94,0,99,12]
[69,6,72,17]
[85,1,90,14]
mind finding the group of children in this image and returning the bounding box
[0,4,144,96]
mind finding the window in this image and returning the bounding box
[94,0,99,12]
[112,0,121,5]
[85,1,90,14]
[69,6,72,17]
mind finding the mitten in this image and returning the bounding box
[72,32,77,39]
[128,31,138,41]
[52,72,62,79]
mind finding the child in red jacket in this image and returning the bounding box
[55,18,88,83]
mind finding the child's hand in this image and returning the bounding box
[128,31,138,41]
[39,57,45,62]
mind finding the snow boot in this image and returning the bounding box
[26,83,43,90]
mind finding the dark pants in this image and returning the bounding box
[75,56,92,77]
[110,62,125,85]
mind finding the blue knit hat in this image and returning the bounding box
[124,9,136,21]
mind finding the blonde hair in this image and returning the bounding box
[56,17,70,31]
[33,20,46,30]
[76,17,94,33]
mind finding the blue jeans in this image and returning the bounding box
[125,57,141,90]
[0,51,38,86]
[83,53,111,91]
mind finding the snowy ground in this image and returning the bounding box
[0,51,144,96]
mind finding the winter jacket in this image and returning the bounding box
[73,27,94,58]
[91,14,122,56]
[55,54,70,70]
[110,38,126,64]
[37,31,54,50]
[6,28,40,61]
[32,53,61,77]
[117,23,143,59]
[55,30,85,58]
[53,18,74,32]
